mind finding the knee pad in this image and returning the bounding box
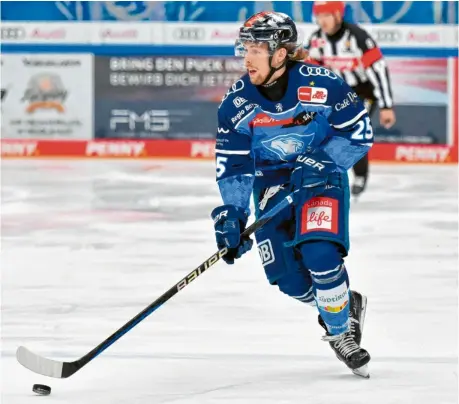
[300,240,348,287]
[299,240,342,272]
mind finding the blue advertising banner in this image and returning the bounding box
[93,55,243,139]
[94,100,217,140]
[1,1,457,24]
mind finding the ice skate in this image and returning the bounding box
[348,290,367,346]
[351,175,367,197]
[318,291,370,378]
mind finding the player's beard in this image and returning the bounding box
[248,70,268,85]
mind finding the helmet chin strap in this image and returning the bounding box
[261,54,288,86]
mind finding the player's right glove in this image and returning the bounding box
[290,149,337,204]
[211,205,253,265]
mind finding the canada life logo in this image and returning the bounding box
[297,86,328,104]
[301,197,338,234]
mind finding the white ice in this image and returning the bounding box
[1,160,457,404]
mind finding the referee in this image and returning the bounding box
[305,1,396,196]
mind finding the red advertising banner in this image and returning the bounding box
[369,143,457,163]
[1,139,457,164]
[0,139,216,159]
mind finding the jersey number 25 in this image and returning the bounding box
[350,116,373,141]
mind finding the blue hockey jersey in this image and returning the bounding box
[215,62,373,211]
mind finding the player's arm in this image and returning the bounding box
[321,80,374,172]
[289,71,372,203]
[354,26,393,110]
[211,106,255,265]
[215,108,255,213]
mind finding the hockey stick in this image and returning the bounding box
[16,193,294,378]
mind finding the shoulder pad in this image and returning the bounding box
[295,63,339,82]
[218,74,256,128]
[219,74,250,109]
[294,63,344,91]
[346,22,366,34]
[290,63,342,105]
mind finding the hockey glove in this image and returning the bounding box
[290,149,337,205]
[211,205,253,265]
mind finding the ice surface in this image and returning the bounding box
[1,160,458,404]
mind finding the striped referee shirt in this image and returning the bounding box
[305,22,394,109]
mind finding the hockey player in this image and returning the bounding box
[306,1,396,196]
[211,11,371,377]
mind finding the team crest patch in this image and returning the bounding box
[261,133,313,161]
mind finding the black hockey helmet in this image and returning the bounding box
[236,11,301,85]
[236,11,300,57]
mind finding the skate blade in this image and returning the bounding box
[352,364,370,378]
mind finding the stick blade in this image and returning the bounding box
[16,346,65,378]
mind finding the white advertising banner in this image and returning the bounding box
[1,22,93,44]
[1,53,93,139]
[162,22,459,48]
[96,22,155,44]
[1,21,457,49]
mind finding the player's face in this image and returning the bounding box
[316,13,341,35]
[243,42,272,85]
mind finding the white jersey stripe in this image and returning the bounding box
[332,109,367,129]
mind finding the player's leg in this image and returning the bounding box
[269,247,316,307]
[318,289,367,346]
[351,154,369,196]
[253,186,315,306]
[293,172,370,375]
[299,240,350,334]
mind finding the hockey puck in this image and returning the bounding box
[32,384,51,395]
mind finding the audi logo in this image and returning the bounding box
[173,28,205,41]
[299,66,338,80]
[1,27,26,40]
[372,29,402,43]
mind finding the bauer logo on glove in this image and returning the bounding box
[296,154,332,171]
[211,205,253,265]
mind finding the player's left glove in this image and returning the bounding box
[290,149,337,204]
[211,205,253,265]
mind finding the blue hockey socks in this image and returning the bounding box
[300,241,350,335]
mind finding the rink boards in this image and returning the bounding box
[1,138,458,164]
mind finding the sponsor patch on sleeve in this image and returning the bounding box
[298,86,328,103]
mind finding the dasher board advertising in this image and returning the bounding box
[1,53,93,139]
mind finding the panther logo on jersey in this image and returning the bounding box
[272,138,303,154]
[261,133,313,160]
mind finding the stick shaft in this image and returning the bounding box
[72,193,292,373]
[18,193,294,378]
